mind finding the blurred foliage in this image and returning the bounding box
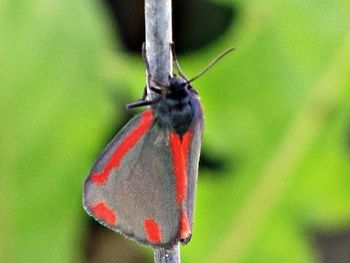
[1,0,350,262]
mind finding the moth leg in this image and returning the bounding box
[124,44,157,109]
[126,77,162,109]
[126,95,161,109]
[142,42,150,75]
[142,42,153,91]
[170,42,189,81]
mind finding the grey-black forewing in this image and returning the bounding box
[166,95,203,244]
[83,109,180,248]
[183,97,203,242]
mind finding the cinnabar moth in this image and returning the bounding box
[83,44,233,248]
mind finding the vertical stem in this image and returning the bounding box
[144,0,180,263]
[145,0,173,96]
[154,246,180,263]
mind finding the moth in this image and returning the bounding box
[83,44,233,248]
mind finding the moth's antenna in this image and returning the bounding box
[185,47,235,84]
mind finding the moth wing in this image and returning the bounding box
[83,109,180,248]
[181,98,204,242]
[185,120,203,233]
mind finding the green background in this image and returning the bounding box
[1,0,350,262]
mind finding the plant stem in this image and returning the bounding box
[144,0,180,262]
[145,0,172,91]
[154,246,180,263]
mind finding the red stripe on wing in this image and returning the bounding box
[181,131,192,168]
[91,110,154,185]
[179,210,191,243]
[144,218,162,243]
[91,201,118,225]
[169,130,192,205]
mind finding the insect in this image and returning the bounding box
[83,44,233,248]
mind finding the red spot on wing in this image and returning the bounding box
[91,201,117,225]
[144,218,162,243]
[91,110,153,185]
[169,130,192,204]
[179,210,191,242]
